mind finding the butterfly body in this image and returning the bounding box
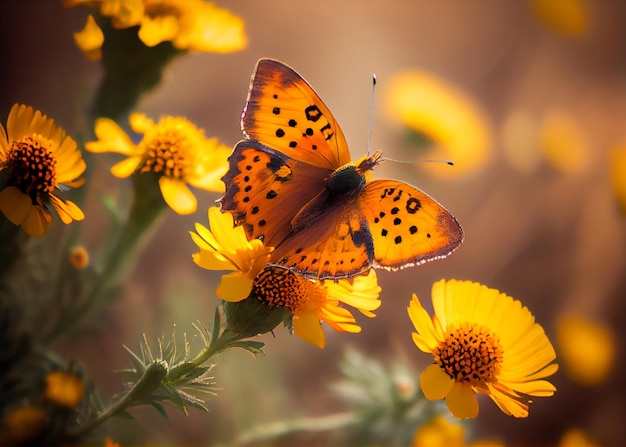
[220,59,463,279]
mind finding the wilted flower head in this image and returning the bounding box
[86,113,230,214]
[408,279,558,419]
[0,104,86,237]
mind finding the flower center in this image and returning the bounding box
[139,128,191,179]
[434,322,503,385]
[252,267,317,314]
[6,135,57,197]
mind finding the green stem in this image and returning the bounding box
[236,412,356,445]
[69,360,168,438]
[44,173,167,342]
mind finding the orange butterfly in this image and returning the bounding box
[220,59,463,280]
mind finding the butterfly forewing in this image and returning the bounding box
[359,180,463,269]
[221,140,332,246]
[242,59,351,171]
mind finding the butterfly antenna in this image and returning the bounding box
[367,74,377,156]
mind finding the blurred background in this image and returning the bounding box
[1,1,625,445]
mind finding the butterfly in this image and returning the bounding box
[220,58,463,280]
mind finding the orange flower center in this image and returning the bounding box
[139,128,191,179]
[434,322,503,385]
[6,135,57,197]
[252,267,318,314]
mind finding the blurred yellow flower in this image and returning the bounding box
[500,110,542,174]
[556,314,614,386]
[412,415,504,447]
[530,0,589,37]
[558,428,600,447]
[253,267,381,348]
[69,245,90,270]
[0,104,86,237]
[540,110,589,173]
[86,113,230,214]
[45,370,85,408]
[191,206,273,301]
[73,14,105,60]
[408,279,558,419]
[610,144,626,214]
[385,71,492,178]
[0,405,47,443]
[66,0,247,55]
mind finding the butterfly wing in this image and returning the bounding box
[220,139,333,246]
[269,191,374,279]
[359,179,463,269]
[241,58,351,170]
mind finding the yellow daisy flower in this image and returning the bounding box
[253,267,381,348]
[408,279,558,419]
[65,0,247,56]
[86,113,230,214]
[191,206,273,301]
[0,104,86,237]
[385,71,492,178]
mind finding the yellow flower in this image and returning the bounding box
[0,104,86,237]
[408,279,558,419]
[73,14,105,61]
[412,415,504,447]
[86,113,230,214]
[1,405,47,443]
[385,71,492,178]
[253,267,381,348]
[530,0,589,38]
[610,144,626,214]
[44,370,85,408]
[66,0,247,54]
[556,314,614,386]
[191,207,273,301]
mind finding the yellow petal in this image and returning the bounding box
[217,271,252,302]
[0,186,32,225]
[138,15,178,47]
[21,203,52,237]
[420,364,454,400]
[445,382,479,419]
[48,194,85,223]
[408,293,440,352]
[294,312,326,349]
[159,176,197,215]
[128,113,154,134]
[192,248,235,271]
[86,118,136,155]
[73,15,104,61]
[110,156,142,178]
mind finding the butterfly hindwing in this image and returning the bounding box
[270,194,374,279]
[242,58,351,170]
[359,179,464,269]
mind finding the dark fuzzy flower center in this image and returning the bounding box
[6,135,57,198]
[140,129,191,179]
[434,322,503,385]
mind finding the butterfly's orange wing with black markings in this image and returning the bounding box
[220,59,463,279]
